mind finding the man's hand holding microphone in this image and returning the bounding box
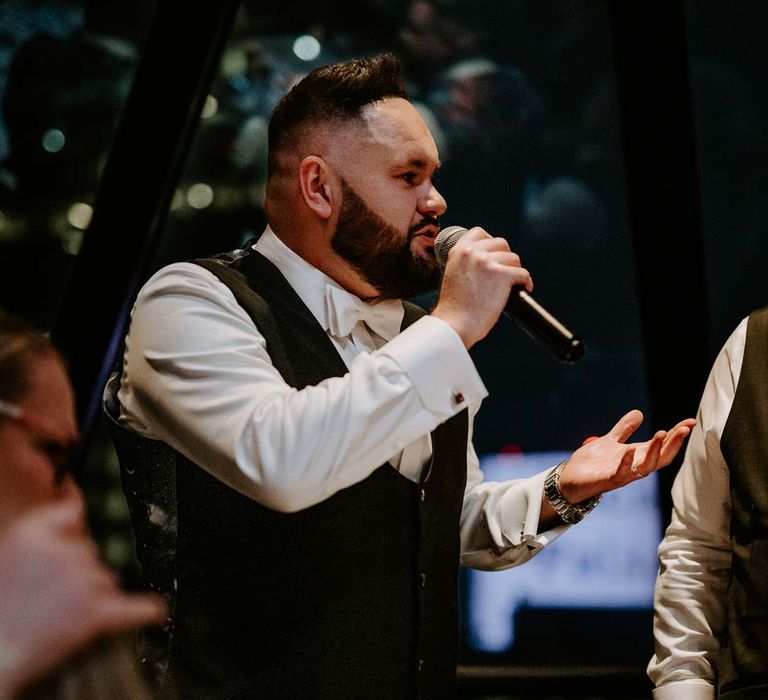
[431,226,533,349]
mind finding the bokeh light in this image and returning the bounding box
[293,35,321,62]
[41,128,66,153]
[66,202,93,230]
[187,183,214,209]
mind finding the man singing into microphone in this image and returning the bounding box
[106,53,694,698]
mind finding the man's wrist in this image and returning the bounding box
[543,461,601,524]
[430,307,474,349]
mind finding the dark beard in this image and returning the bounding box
[331,179,441,299]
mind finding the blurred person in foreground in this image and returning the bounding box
[108,53,694,698]
[0,312,165,699]
[650,307,768,699]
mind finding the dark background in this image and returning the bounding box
[1,1,766,696]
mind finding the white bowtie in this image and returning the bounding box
[324,284,404,341]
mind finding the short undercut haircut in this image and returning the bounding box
[267,53,407,175]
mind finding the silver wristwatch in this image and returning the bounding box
[543,461,601,524]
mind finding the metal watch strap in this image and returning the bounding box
[543,461,601,524]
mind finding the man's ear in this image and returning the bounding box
[298,156,334,219]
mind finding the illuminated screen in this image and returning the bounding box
[464,451,662,660]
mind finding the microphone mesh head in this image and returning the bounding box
[433,226,467,268]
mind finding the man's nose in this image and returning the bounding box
[418,183,447,218]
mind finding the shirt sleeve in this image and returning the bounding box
[459,406,568,570]
[648,318,747,695]
[117,263,487,513]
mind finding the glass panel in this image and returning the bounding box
[0,0,157,330]
[152,0,654,669]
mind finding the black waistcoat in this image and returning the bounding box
[719,307,768,699]
[109,246,469,699]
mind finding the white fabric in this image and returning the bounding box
[652,680,718,700]
[111,226,568,568]
[648,317,748,699]
[323,283,403,341]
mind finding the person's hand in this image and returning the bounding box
[431,227,532,348]
[0,491,166,697]
[556,410,696,504]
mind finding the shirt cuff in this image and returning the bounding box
[653,680,715,700]
[380,315,488,415]
[500,468,569,548]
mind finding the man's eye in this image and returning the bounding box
[401,172,418,184]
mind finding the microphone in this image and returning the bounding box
[434,226,585,363]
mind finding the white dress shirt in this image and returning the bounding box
[648,317,747,699]
[110,227,568,570]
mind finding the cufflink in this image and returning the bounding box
[453,392,465,405]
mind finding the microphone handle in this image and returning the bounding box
[505,289,585,363]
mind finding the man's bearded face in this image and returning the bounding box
[332,178,441,299]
